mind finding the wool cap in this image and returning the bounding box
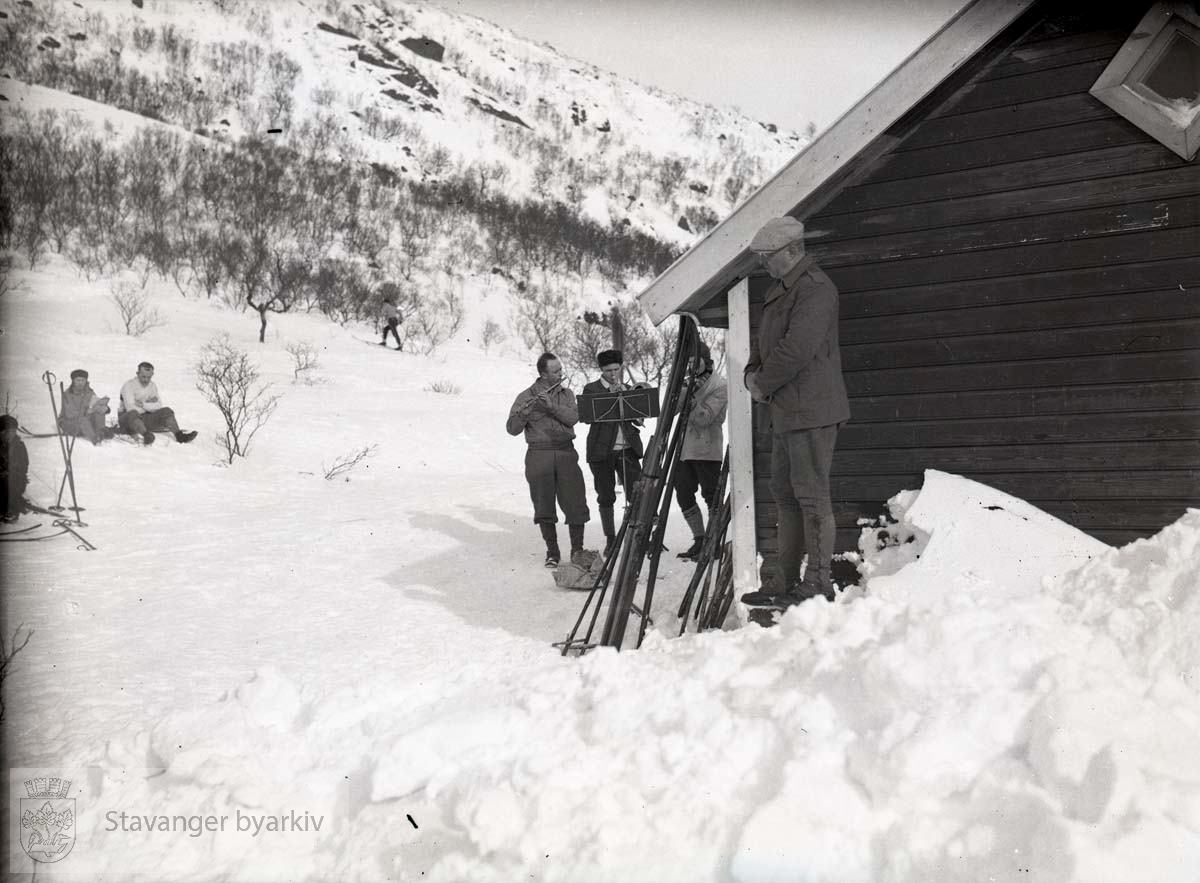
[70,369,88,381]
[749,217,805,252]
[597,349,623,368]
[0,414,17,431]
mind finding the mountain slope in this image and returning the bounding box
[1,0,807,247]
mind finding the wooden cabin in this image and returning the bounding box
[638,0,1200,596]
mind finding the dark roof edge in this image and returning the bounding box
[637,0,1040,325]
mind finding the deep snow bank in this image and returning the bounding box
[63,473,1200,882]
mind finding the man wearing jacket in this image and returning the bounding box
[119,362,198,446]
[675,341,728,560]
[506,352,592,568]
[59,369,113,445]
[579,349,644,556]
[742,217,850,605]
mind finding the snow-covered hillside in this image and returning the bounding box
[3,256,1199,882]
[1,0,805,246]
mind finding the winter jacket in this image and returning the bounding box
[1,434,29,488]
[60,385,109,425]
[746,256,851,432]
[681,371,727,461]
[579,378,644,463]
[383,302,403,323]
[506,378,580,449]
[119,378,165,415]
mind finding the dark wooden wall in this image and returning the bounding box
[747,4,1200,563]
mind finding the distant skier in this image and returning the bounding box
[380,296,404,350]
[1,414,29,523]
[118,362,198,446]
[506,352,594,568]
[674,341,727,561]
[59,369,113,446]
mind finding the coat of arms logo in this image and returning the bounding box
[19,777,75,863]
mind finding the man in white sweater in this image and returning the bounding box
[118,362,197,446]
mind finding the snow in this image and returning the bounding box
[4,256,1199,882]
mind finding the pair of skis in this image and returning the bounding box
[558,315,719,654]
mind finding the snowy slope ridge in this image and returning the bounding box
[1,0,804,246]
[4,245,1195,883]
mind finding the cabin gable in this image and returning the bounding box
[738,4,1199,566]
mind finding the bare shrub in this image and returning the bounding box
[322,443,377,481]
[109,281,167,336]
[425,379,461,395]
[0,622,33,723]
[284,340,321,383]
[479,316,506,354]
[511,283,572,354]
[194,335,280,463]
[406,291,464,356]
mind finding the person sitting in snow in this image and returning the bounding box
[506,352,594,568]
[380,295,404,350]
[1,414,30,523]
[118,361,198,446]
[59,368,113,446]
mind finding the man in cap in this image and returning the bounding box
[675,340,727,560]
[741,216,850,605]
[118,361,198,445]
[579,349,644,555]
[506,352,593,568]
[59,369,113,445]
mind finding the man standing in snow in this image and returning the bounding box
[579,349,644,556]
[119,362,198,446]
[1,414,30,523]
[741,217,850,605]
[506,352,593,568]
[674,341,728,561]
[59,369,113,446]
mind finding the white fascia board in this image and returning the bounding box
[637,0,1039,326]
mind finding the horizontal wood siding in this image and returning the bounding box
[750,4,1200,569]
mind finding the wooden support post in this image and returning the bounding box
[726,278,758,603]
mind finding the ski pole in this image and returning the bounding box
[42,372,83,524]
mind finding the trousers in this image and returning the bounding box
[525,446,590,525]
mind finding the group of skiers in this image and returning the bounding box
[505,216,849,609]
[1,362,198,523]
[505,344,728,570]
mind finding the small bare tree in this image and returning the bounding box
[405,291,465,356]
[0,622,33,723]
[510,283,572,355]
[194,335,280,464]
[284,340,321,383]
[109,281,167,336]
[322,444,377,481]
[479,316,506,354]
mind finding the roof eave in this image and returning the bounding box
[637,0,1039,326]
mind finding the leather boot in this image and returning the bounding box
[539,523,559,567]
[677,505,706,559]
[600,506,616,553]
[568,523,595,566]
[773,506,806,591]
[568,523,585,555]
[797,505,835,599]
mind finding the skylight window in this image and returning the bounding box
[1090,2,1200,160]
